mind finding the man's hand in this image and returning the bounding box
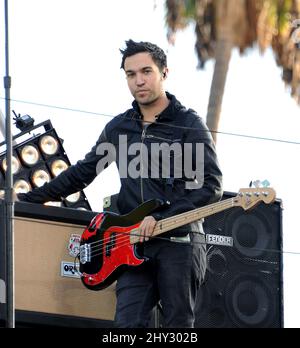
[138,216,157,243]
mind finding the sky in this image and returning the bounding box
[1,0,300,328]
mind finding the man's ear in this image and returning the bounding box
[162,68,169,79]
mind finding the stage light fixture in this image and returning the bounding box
[2,155,21,175]
[0,118,92,211]
[39,135,59,155]
[50,159,69,177]
[13,179,31,194]
[20,145,40,166]
[31,168,51,187]
[13,111,35,132]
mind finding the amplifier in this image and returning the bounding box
[0,201,116,327]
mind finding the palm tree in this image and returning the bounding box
[165,0,300,143]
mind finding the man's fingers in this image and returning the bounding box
[144,223,152,241]
[139,216,157,242]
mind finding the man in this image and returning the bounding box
[18,40,223,327]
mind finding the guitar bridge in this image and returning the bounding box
[79,243,91,264]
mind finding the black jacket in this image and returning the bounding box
[19,92,223,236]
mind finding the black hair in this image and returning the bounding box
[120,39,167,71]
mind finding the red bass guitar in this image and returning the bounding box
[79,187,275,291]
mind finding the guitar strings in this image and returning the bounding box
[79,232,207,263]
[86,224,212,259]
[81,198,235,253]
[81,205,235,259]
[78,193,273,262]
[82,229,177,260]
[75,234,208,276]
[86,187,270,252]
[84,198,235,249]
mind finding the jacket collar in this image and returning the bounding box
[130,92,181,121]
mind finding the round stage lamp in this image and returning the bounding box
[20,145,40,166]
[51,159,68,177]
[14,179,31,194]
[65,191,81,203]
[32,169,50,187]
[40,135,59,155]
[2,156,21,174]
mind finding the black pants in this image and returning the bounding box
[114,233,206,328]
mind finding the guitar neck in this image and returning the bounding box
[130,198,235,244]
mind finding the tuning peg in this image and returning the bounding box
[261,179,270,188]
[250,180,262,188]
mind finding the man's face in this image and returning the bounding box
[124,52,165,106]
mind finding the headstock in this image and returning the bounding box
[233,187,276,211]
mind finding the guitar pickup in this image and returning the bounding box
[80,243,91,264]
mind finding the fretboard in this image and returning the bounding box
[130,198,235,244]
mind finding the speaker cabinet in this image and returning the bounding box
[89,191,284,328]
[195,192,283,328]
[0,201,116,327]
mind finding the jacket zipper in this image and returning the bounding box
[144,134,180,143]
[140,128,180,203]
[140,128,146,203]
